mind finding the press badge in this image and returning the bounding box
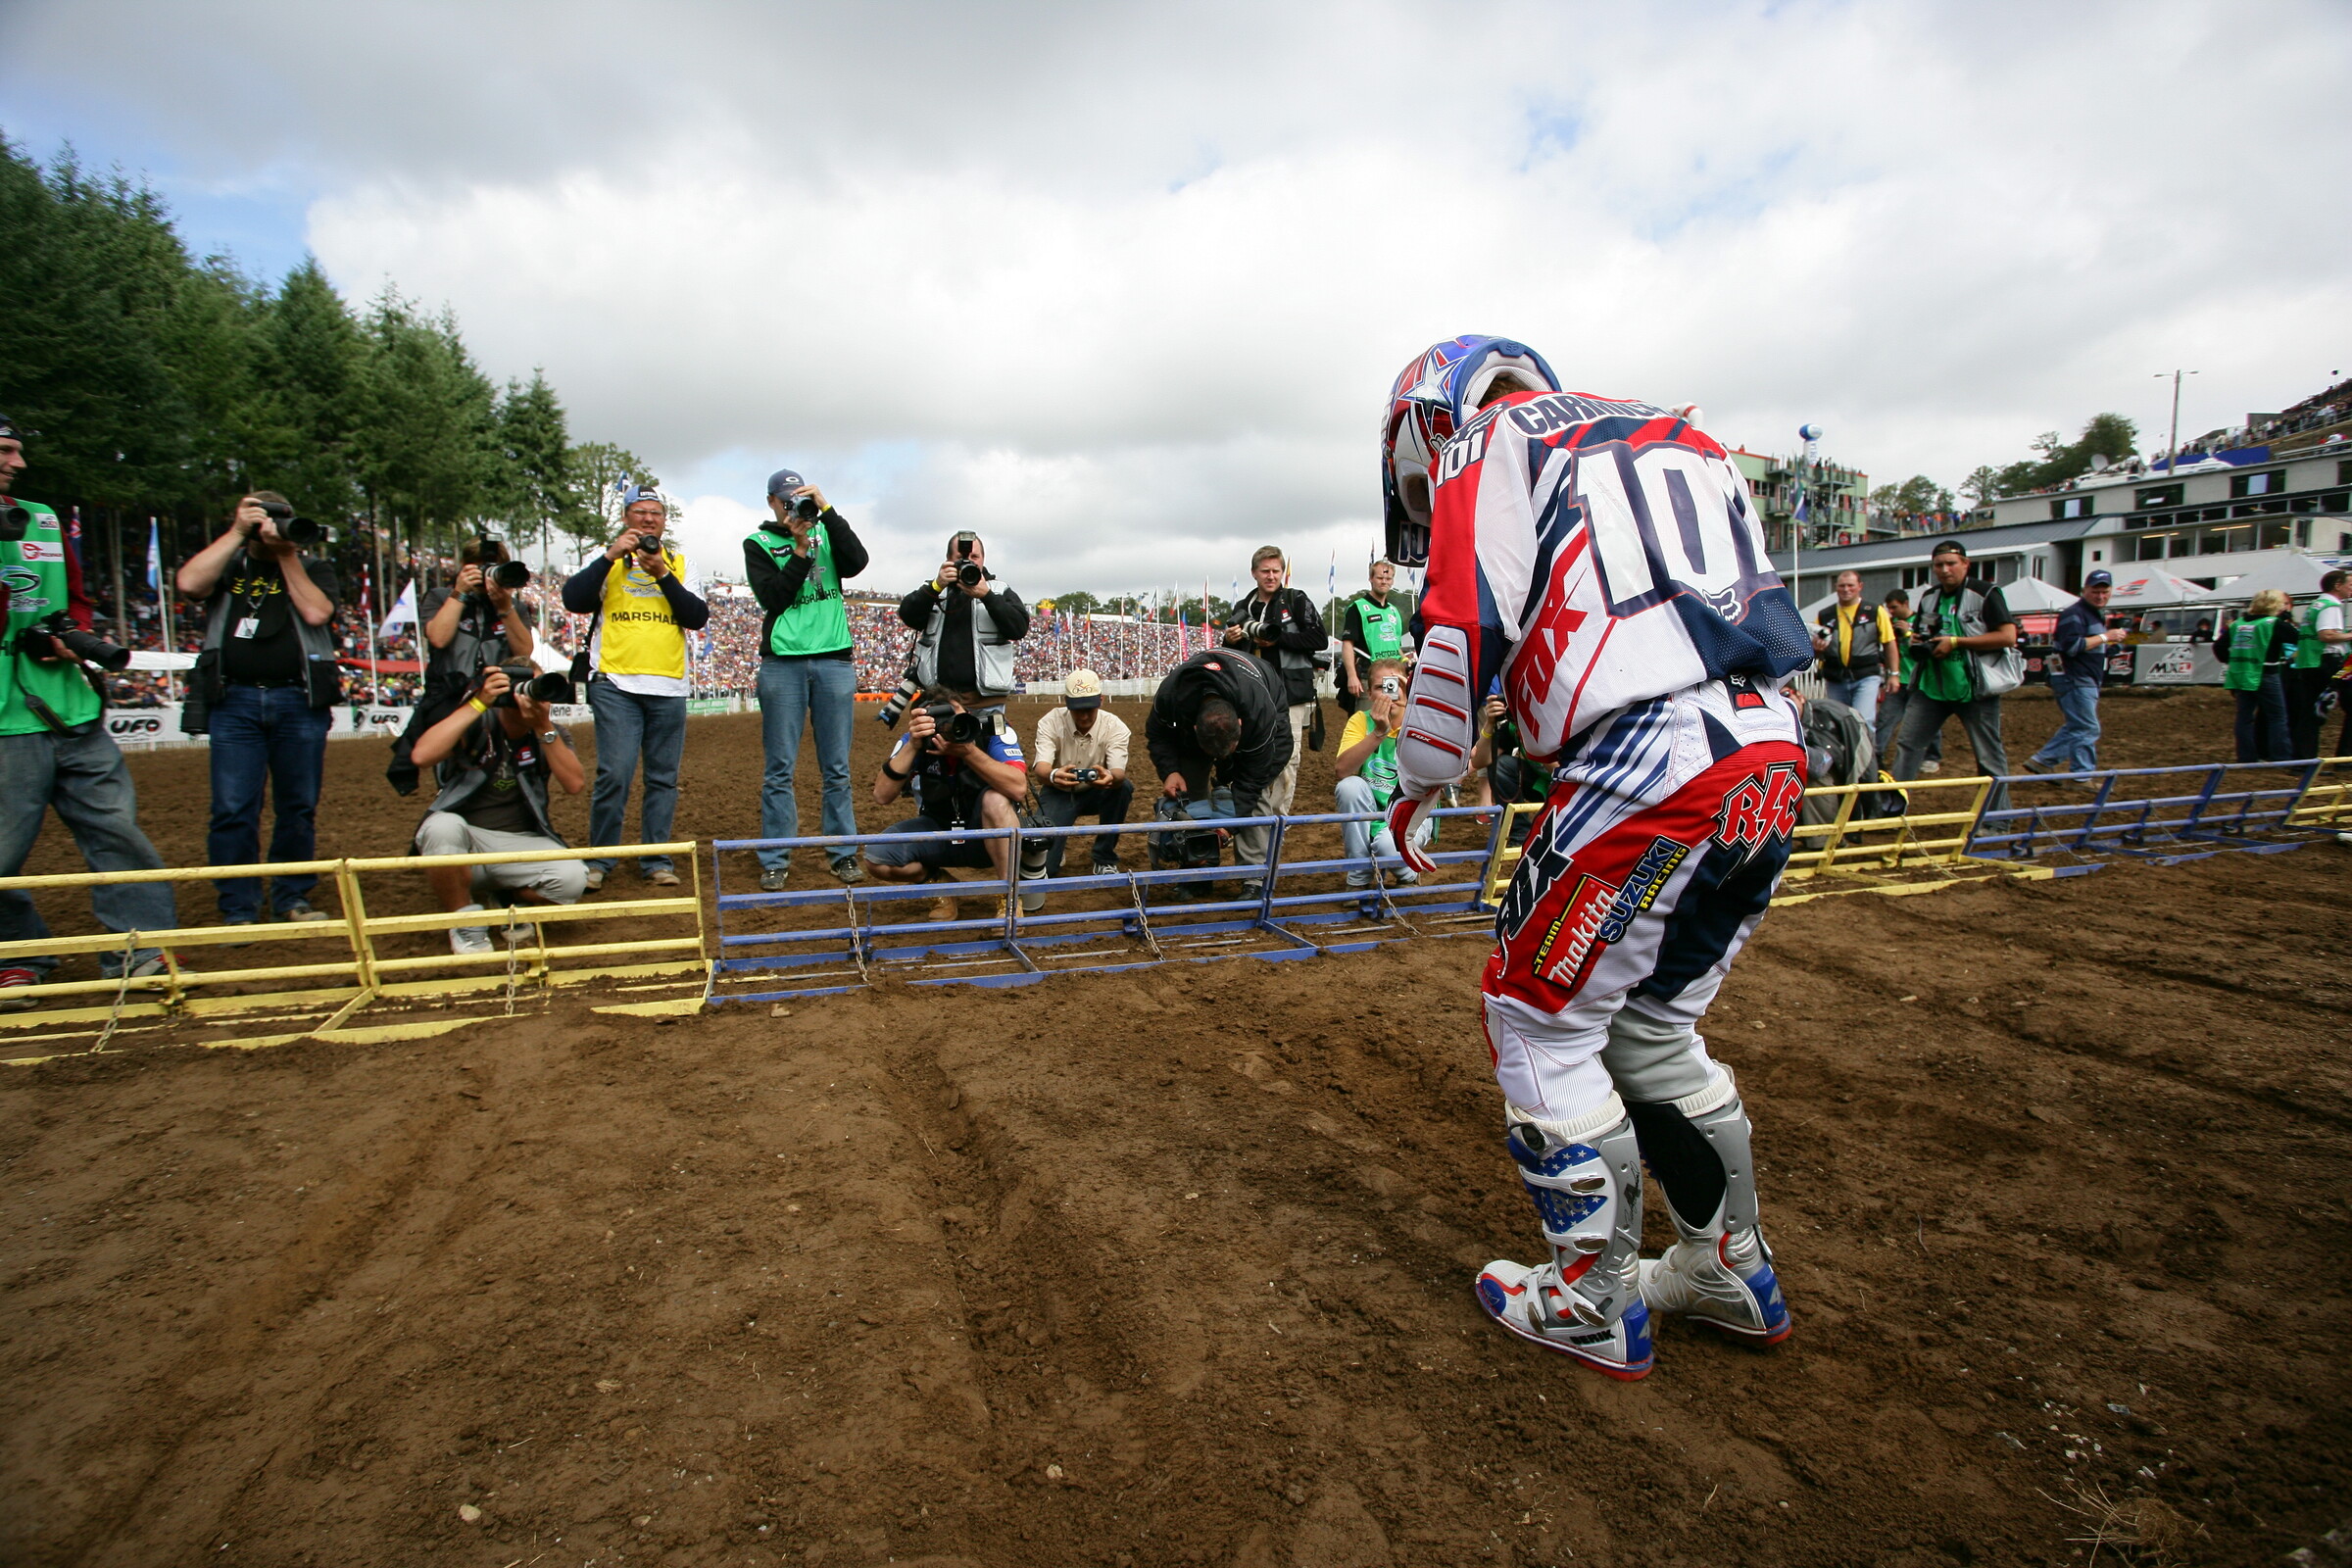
[233,616,260,639]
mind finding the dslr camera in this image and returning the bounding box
[469,536,532,590]
[945,534,984,590]
[486,662,574,708]
[780,491,822,524]
[914,699,985,747]
[0,503,30,543]
[17,611,129,671]
[255,499,325,547]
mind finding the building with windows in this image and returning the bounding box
[1726,448,1870,552]
[1792,444,2352,605]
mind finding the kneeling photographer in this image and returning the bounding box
[0,416,175,1000]
[407,662,586,956]
[862,690,1029,924]
[1032,668,1133,878]
[389,535,537,794]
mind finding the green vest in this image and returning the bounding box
[1354,596,1404,661]
[0,502,102,737]
[752,525,851,658]
[2224,614,2276,692]
[2293,595,2343,670]
[1358,719,1401,808]
[1912,589,1980,704]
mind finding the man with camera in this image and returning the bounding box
[2026,568,2121,778]
[386,536,538,796]
[1031,667,1132,878]
[1221,546,1326,814]
[177,488,343,926]
[560,484,709,891]
[1145,645,1293,894]
[1333,659,1434,887]
[1891,538,2018,811]
[861,691,1029,923]
[1812,569,1898,728]
[407,662,587,955]
[1337,558,1408,716]
[898,531,1029,702]
[0,416,175,1000]
[745,468,869,893]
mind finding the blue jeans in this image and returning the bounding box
[1823,674,1882,729]
[755,656,858,871]
[0,725,176,975]
[2033,678,2102,772]
[2233,675,2291,762]
[207,684,332,920]
[586,678,686,874]
[1335,774,1433,864]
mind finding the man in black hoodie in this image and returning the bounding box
[1146,647,1293,895]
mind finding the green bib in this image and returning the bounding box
[1354,596,1404,661]
[1913,592,1977,704]
[2224,614,2275,692]
[0,502,101,737]
[2293,596,2342,670]
[753,524,851,658]
[1360,724,1400,808]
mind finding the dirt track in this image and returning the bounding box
[1,685,2348,1567]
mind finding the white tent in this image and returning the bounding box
[2105,566,2213,610]
[1997,575,2078,613]
[2193,549,2352,604]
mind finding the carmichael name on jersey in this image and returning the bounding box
[1415,390,1813,763]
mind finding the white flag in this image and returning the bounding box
[378,579,418,638]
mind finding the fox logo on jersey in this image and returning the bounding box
[1714,762,1804,854]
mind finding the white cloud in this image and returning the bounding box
[8,0,2350,594]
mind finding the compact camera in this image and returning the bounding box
[914,700,984,747]
[1068,766,1103,786]
[1378,675,1404,700]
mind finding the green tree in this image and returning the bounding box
[1980,414,2140,499]
[496,369,582,564]
[255,257,369,520]
[562,441,656,556]
[358,290,503,564]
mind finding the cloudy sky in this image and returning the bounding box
[4,0,2346,597]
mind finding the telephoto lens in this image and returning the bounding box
[792,493,821,522]
[0,503,28,543]
[491,560,532,590]
[954,560,984,589]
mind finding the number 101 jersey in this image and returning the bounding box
[1415,389,1815,764]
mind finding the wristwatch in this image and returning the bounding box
[540,729,563,747]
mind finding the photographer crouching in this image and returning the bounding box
[862,691,1029,924]
[407,662,587,955]
[387,535,536,795]
[0,416,174,1000]
[1032,667,1133,878]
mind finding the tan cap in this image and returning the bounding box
[1064,667,1103,709]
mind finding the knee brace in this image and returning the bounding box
[1625,1065,1756,1241]
[1504,1094,1644,1328]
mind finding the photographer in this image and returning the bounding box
[1333,659,1434,887]
[560,484,708,891]
[177,488,342,927]
[408,663,587,955]
[861,690,1029,924]
[1032,667,1133,877]
[898,530,1029,701]
[0,416,175,1000]
[1890,538,2017,811]
[1811,569,1897,727]
[745,467,869,893]
[1145,646,1293,894]
[1221,546,1326,814]
[386,535,537,795]
[1337,559,1407,715]
[1468,681,1546,840]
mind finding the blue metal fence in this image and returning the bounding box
[1968,757,2346,863]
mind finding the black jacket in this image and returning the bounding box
[898,580,1031,694]
[1223,586,1327,704]
[742,510,869,659]
[1146,649,1293,812]
[560,556,710,628]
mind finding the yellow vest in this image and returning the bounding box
[596,550,689,679]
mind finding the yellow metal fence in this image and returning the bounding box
[0,843,707,1061]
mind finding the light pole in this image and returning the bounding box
[2155,369,2198,475]
[1790,423,1824,613]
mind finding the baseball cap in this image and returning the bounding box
[621,481,666,514]
[765,467,807,500]
[1063,668,1103,710]
[2083,569,2113,588]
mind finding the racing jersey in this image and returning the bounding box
[1396,390,1811,801]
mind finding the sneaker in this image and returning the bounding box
[1346,870,1373,891]
[219,916,256,950]
[644,867,682,888]
[449,905,493,956]
[1920,760,1942,775]
[2021,757,2054,775]
[99,950,168,980]
[0,966,40,1008]
[278,900,330,922]
[759,867,790,893]
[583,867,606,892]
[501,921,543,950]
[1395,867,1421,886]
[1090,859,1120,878]
[828,858,865,886]
[1240,880,1265,902]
